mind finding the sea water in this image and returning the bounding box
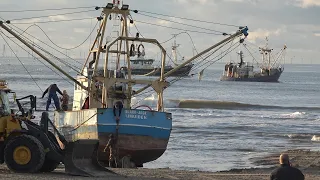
[2,57,320,172]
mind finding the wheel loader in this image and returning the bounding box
[0,80,116,177]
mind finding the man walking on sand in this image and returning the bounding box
[270,153,304,180]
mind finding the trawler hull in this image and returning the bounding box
[97,134,169,166]
[122,64,194,77]
[54,108,172,166]
[220,70,283,82]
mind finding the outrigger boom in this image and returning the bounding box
[0,18,248,111]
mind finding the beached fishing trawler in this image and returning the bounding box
[0,1,249,168]
[120,36,193,77]
[220,38,287,82]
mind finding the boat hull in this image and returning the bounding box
[220,70,283,82]
[54,108,172,166]
[97,133,168,166]
[122,64,194,77]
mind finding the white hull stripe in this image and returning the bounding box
[97,123,172,130]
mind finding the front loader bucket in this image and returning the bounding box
[63,139,118,177]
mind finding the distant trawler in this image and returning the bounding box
[120,36,193,77]
[220,38,287,82]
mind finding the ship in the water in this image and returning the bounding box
[220,38,287,82]
[120,35,194,77]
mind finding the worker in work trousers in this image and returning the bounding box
[104,134,117,167]
[113,101,123,123]
[41,84,63,111]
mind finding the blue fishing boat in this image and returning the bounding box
[0,1,249,168]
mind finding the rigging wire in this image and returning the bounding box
[10,17,96,24]
[134,20,221,35]
[1,16,105,74]
[1,21,108,106]
[25,22,99,50]
[129,15,145,38]
[187,37,235,71]
[132,9,241,28]
[0,31,44,92]
[31,42,82,75]
[135,12,226,35]
[0,30,74,86]
[194,41,240,73]
[133,36,239,104]
[0,19,84,72]
[5,21,99,51]
[9,9,98,21]
[132,39,239,107]
[1,29,106,106]
[160,31,206,61]
[168,38,239,85]
[242,44,262,67]
[0,6,97,13]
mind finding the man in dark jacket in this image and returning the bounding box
[270,154,304,180]
[41,84,63,111]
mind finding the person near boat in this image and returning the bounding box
[41,84,63,111]
[113,101,123,122]
[60,90,69,111]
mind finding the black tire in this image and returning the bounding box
[4,134,45,173]
[39,159,60,172]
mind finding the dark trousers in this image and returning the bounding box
[46,93,60,111]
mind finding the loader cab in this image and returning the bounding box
[0,80,12,117]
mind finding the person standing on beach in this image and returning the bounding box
[270,153,304,180]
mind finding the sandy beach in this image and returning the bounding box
[0,149,319,180]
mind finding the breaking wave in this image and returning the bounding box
[311,135,320,142]
[280,112,306,118]
[132,97,320,111]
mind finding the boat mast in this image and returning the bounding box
[171,34,179,66]
[260,37,272,70]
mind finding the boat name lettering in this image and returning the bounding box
[125,110,147,119]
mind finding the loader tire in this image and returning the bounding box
[4,134,45,173]
[39,159,60,172]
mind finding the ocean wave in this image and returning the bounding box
[287,133,314,139]
[280,112,306,118]
[174,99,320,111]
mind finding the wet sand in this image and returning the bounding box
[1,149,320,180]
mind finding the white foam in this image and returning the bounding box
[131,94,179,109]
[281,111,306,118]
[287,134,310,139]
[311,135,320,142]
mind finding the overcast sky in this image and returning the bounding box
[0,0,319,64]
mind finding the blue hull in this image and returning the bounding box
[55,108,172,165]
